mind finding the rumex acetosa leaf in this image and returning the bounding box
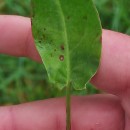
[31,0,102,90]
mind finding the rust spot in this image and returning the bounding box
[60,45,64,50]
[59,55,64,61]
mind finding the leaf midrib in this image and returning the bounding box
[56,0,70,84]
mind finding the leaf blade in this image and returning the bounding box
[31,0,102,90]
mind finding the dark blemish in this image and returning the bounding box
[39,40,42,43]
[83,16,88,20]
[67,16,70,20]
[59,55,64,61]
[44,28,46,31]
[54,49,57,52]
[60,45,64,50]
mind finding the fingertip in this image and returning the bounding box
[25,27,42,63]
[91,29,130,94]
[0,15,42,63]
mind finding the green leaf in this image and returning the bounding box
[31,0,102,90]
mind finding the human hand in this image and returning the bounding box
[0,15,130,130]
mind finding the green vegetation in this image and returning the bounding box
[32,0,102,90]
[0,0,130,105]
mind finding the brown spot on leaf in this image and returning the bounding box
[59,55,64,61]
[60,45,64,50]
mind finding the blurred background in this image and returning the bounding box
[0,0,130,105]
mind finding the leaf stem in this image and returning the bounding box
[66,82,71,130]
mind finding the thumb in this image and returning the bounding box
[91,29,130,95]
[0,95,124,130]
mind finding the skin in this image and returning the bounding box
[0,15,130,130]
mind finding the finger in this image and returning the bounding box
[1,15,130,95]
[0,95,124,130]
[91,30,130,124]
[0,15,41,62]
[91,30,130,95]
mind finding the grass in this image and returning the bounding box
[0,0,129,105]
